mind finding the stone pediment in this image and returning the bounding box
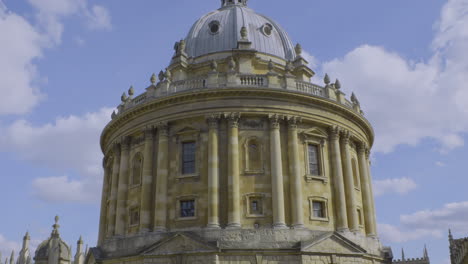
[175,127,199,135]
[301,232,367,255]
[142,233,219,256]
[301,127,328,140]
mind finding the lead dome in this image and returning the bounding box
[185,0,296,60]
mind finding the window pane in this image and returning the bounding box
[308,144,320,175]
[180,200,195,217]
[182,142,196,174]
[313,201,324,218]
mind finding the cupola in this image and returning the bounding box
[220,0,248,7]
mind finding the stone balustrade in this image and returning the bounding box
[114,73,361,117]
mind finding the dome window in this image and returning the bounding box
[262,23,273,36]
[209,21,220,34]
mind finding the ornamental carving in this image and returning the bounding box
[268,114,283,129]
[157,122,169,137]
[224,112,240,128]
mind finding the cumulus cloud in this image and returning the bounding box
[0,108,112,203]
[379,201,468,243]
[320,0,468,153]
[32,175,100,203]
[85,5,112,31]
[373,178,418,197]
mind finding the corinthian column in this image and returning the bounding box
[207,115,221,229]
[288,117,304,228]
[269,114,287,229]
[340,130,359,231]
[115,136,131,236]
[357,142,376,236]
[98,156,110,245]
[226,113,241,228]
[329,126,348,231]
[139,126,155,232]
[154,122,169,232]
[106,144,120,237]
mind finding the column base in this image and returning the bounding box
[291,224,305,229]
[138,228,151,234]
[206,224,221,229]
[226,223,241,229]
[350,228,361,233]
[272,223,288,229]
[153,227,167,233]
[337,227,349,233]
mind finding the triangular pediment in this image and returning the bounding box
[142,233,219,256]
[175,126,199,135]
[301,127,328,139]
[301,232,367,255]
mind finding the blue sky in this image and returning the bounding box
[0,0,467,263]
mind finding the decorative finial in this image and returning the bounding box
[51,215,60,236]
[128,86,135,97]
[179,39,186,54]
[449,229,453,241]
[158,70,165,82]
[285,61,294,73]
[401,248,405,261]
[268,59,274,72]
[240,26,248,40]
[324,74,330,85]
[121,92,128,103]
[228,57,236,72]
[111,111,116,120]
[351,92,360,106]
[295,43,302,56]
[78,236,83,244]
[423,245,429,259]
[164,68,172,80]
[150,73,157,85]
[335,79,341,90]
[210,60,218,72]
[24,231,30,239]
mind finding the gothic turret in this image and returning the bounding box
[73,237,84,264]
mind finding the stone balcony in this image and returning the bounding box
[113,72,363,118]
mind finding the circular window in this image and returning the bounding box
[262,23,273,36]
[209,21,220,34]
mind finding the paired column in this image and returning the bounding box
[269,115,287,229]
[139,127,155,232]
[340,130,359,231]
[357,143,376,236]
[98,157,110,245]
[227,113,241,228]
[207,115,221,228]
[154,122,169,231]
[106,144,120,236]
[288,117,304,228]
[115,137,131,235]
[329,126,348,231]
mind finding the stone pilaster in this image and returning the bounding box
[269,114,287,229]
[287,117,304,228]
[98,156,110,245]
[329,126,348,231]
[115,136,131,236]
[340,130,359,232]
[106,143,120,237]
[226,113,241,228]
[207,114,221,229]
[139,126,155,232]
[357,143,376,236]
[154,122,169,232]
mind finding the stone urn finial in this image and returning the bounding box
[335,79,341,90]
[150,73,157,85]
[128,86,135,97]
[121,92,128,103]
[268,59,274,72]
[210,60,218,72]
[324,74,331,85]
[158,70,165,82]
[240,26,248,40]
[295,43,302,56]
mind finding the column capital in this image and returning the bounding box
[157,122,169,136]
[365,149,371,159]
[144,126,155,140]
[112,142,121,156]
[357,142,369,154]
[206,114,221,129]
[224,112,240,128]
[340,130,351,145]
[328,126,341,140]
[268,114,283,129]
[121,136,131,150]
[287,116,302,129]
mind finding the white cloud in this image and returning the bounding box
[435,161,446,167]
[0,234,20,260]
[320,0,468,153]
[0,4,43,115]
[32,175,100,203]
[0,108,112,203]
[379,201,468,243]
[85,5,112,31]
[373,178,418,197]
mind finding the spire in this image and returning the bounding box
[22,232,30,250]
[401,248,405,261]
[423,245,429,259]
[9,251,14,264]
[18,231,31,264]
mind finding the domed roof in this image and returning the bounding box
[34,216,71,262]
[185,1,296,60]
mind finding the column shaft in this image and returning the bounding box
[98,157,110,245]
[227,114,241,228]
[115,137,131,235]
[357,143,376,236]
[139,127,154,232]
[341,131,359,231]
[207,116,220,228]
[329,127,348,231]
[288,118,303,228]
[106,145,120,236]
[366,152,378,235]
[154,123,169,231]
[270,115,286,229]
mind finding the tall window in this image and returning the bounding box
[182,142,196,174]
[180,200,195,218]
[308,144,320,175]
[312,201,325,218]
[132,154,143,185]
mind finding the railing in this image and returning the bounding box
[239,75,266,87]
[296,81,327,97]
[133,94,147,105]
[172,78,207,92]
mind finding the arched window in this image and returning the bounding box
[352,158,360,189]
[131,153,143,186]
